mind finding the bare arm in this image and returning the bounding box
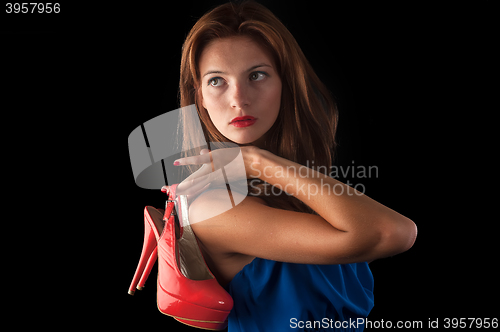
[185,147,417,264]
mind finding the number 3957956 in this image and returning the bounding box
[6,3,60,14]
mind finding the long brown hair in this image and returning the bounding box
[178,1,338,213]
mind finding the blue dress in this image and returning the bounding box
[225,258,374,331]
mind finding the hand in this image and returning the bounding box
[172,149,212,201]
[174,145,261,196]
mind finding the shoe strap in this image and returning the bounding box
[162,184,179,221]
[161,184,178,200]
[168,184,178,200]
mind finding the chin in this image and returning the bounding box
[234,134,268,148]
[221,132,258,145]
[219,127,269,147]
[228,137,255,145]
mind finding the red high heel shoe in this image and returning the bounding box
[128,184,233,330]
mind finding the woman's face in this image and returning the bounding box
[198,36,282,145]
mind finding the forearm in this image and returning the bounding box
[250,149,409,235]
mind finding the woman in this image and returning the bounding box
[160,1,415,331]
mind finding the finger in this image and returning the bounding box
[201,149,216,172]
[177,172,212,195]
[182,163,213,183]
[208,151,215,172]
[178,174,228,196]
[210,148,240,170]
[174,153,212,166]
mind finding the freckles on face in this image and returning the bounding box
[198,36,282,145]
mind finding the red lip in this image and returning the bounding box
[230,116,256,123]
[230,116,257,128]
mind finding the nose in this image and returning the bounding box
[229,82,250,109]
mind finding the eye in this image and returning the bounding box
[250,71,267,81]
[208,77,225,87]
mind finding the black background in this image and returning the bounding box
[2,1,496,330]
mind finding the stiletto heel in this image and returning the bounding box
[128,206,163,295]
[137,208,163,290]
[137,247,157,290]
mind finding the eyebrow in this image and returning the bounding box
[202,63,272,78]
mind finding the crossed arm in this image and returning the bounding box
[178,147,417,265]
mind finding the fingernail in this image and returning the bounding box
[173,160,180,166]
